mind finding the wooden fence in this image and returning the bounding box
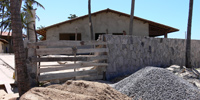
[27,40,108,82]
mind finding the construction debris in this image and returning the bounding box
[167,65,200,89]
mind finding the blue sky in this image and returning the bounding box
[35,0,200,39]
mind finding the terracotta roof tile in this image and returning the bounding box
[1,32,12,36]
[0,31,27,38]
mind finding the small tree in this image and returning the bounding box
[68,14,78,19]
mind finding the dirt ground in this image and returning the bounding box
[2,65,200,100]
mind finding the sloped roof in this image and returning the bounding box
[0,38,9,44]
[0,31,27,38]
[37,8,179,37]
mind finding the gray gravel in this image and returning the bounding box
[113,67,200,100]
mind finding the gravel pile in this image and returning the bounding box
[113,67,200,100]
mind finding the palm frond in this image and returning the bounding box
[35,14,40,21]
[0,0,44,35]
[31,0,45,9]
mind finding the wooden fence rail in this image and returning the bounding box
[40,62,108,73]
[28,40,107,48]
[38,70,100,81]
[36,48,108,55]
[28,40,108,82]
[31,55,107,62]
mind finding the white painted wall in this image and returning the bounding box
[46,11,149,41]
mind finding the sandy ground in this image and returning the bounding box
[0,53,15,69]
[0,90,19,100]
[0,60,14,85]
[0,54,18,99]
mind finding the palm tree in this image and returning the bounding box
[1,0,44,96]
[88,0,94,40]
[0,0,44,33]
[186,0,193,68]
[10,0,30,96]
[0,0,11,35]
[129,0,135,35]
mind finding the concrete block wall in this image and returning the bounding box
[104,35,200,80]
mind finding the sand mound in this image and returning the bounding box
[0,90,18,100]
[20,80,131,100]
[113,67,200,100]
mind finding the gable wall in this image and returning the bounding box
[46,12,149,41]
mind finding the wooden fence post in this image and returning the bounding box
[102,35,107,80]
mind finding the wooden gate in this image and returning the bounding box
[27,40,108,82]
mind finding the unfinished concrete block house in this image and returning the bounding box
[37,9,179,40]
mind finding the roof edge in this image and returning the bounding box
[0,38,9,44]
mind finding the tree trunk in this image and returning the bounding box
[129,0,135,35]
[186,0,193,68]
[88,0,94,40]
[27,10,38,87]
[10,0,30,96]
